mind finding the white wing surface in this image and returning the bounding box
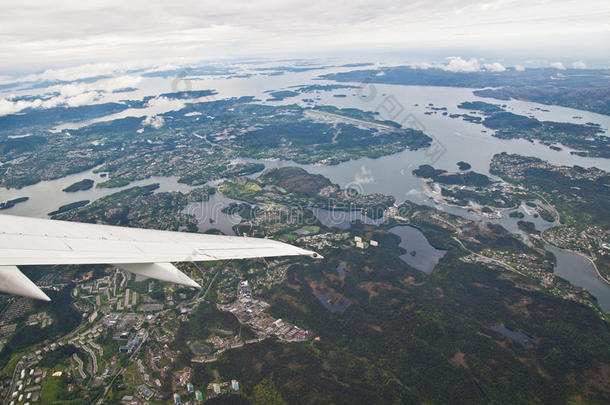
[0,214,320,300]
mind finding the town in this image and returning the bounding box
[218,280,314,343]
[0,247,316,404]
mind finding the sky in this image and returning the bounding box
[0,0,609,74]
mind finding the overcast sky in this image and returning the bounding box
[1,0,609,73]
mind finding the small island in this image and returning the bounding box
[411,164,520,217]
[457,161,471,171]
[49,200,90,216]
[62,178,94,192]
[0,196,29,210]
[517,221,538,234]
[412,164,492,186]
[266,90,299,101]
[456,100,608,158]
[97,178,131,189]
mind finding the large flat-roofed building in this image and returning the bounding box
[119,335,142,353]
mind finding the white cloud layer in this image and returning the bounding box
[142,115,165,129]
[354,166,374,184]
[572,60,587,69]
[0,75,142,116]
[443,57,480,72]
[408,62,434,70]
[0,92,102,116]
[440,57,508,72]
[0,1,608,72]
[483,62,506,72]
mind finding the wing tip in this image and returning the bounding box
[0,265,52,301]
[184,277,202,289]
[37,291,52,302]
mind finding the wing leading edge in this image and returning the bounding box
[0,214,321,300]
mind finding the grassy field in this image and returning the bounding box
[40,364,68,403]
[1,351,24,378]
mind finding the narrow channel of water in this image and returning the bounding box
[545,245,610,311]
[0,167,196,218]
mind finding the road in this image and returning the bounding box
[192,262,219,301]
[94,331,148,405]
[533,193,560,223]
[453,236,528,277]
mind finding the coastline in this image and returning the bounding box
[542,237,610,286]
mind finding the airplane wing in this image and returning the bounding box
[0,214,321,301]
